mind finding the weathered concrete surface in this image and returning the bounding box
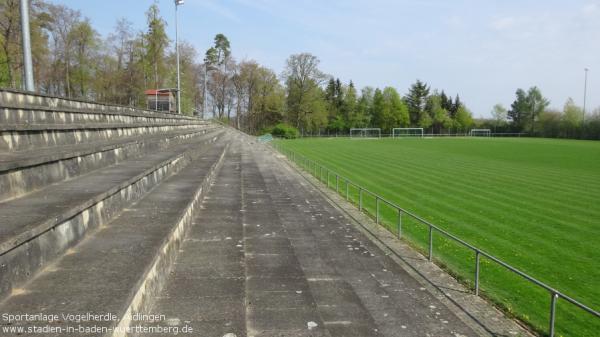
[0,137,229,337]
[0,131,224,301]
[139,135,514,337]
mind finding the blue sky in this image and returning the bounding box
[53,0,599,117]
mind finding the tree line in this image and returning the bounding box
[482,87,600,140]
[1,0,598,139]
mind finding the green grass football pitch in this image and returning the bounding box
[274,137,600,337]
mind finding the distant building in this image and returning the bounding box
[144,89,177,113]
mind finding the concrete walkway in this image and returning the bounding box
[144,137,480,337]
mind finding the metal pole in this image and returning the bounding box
[175,2,181,114]
[397,209,402,239]
[583,68,589,128]
[376,197,380,224]
[336,175,339,193]
[428,226,433,261]
[345,180,349,200]
[359,188,363,211]
[549,293,558,337]
[203,64,208,119]
[20,0,35,91]
[475,251,481,296]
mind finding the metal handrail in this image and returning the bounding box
[272,143,600,337]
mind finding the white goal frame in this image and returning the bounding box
[392,128,424,138]
[469,129,492,137]
[350,128,381,139]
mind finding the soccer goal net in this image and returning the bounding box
[350,128,381,139]
[469,129,492,137]
[392,128,424,138]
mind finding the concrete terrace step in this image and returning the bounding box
[0,137,230,337]
[134,140,246,337]
[0,126,222,202]
[0,122,212,152]
[0,121,207,132]
[0,131,225,301]
[0,89,197,125]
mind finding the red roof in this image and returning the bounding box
[144,89,172,96]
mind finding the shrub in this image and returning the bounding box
[271,123,300,139]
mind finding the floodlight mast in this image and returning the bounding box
[20,0,35,91]
[583,68,589,127]
[175,0,184,114]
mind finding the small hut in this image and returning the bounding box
[144,89,177,113]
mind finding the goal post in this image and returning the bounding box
[392,128,424,138]
[350,128,381,139]
[469,129,492,137]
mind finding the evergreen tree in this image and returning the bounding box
[449,94,461,118]
[342,81,357,128]
[405,80,430,126]
[371,88,384,128]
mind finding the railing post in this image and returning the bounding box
[428,226,433,261]
[397,209,402,239]
[359,188,363,211]
[376,197,380,224]
[549,293,558,337]
[346,180,349,200]
[475,250,481,296]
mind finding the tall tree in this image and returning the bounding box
[144,3,169,92]
[562,98,582,137]
[405,80,430,126]
[282,53,328,131]
[508,88,529,131]
[342,81,357,128]
[205,33,232,119]
[454,105,474,131]
[69,19,99,98]
[427,94,451,133]
[491,103,508,132]
[526,86,549,134]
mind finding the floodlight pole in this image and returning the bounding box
[20,0,35,91]
[203,65,208,119]
[583,68,589,127]
[175,0,184,114]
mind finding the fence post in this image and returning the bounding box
[376,197,380,224]
[428,226,433,261]
[346,181,349,200]
[336,175,339,193]
[326,169,329,187]
[397,209,402,239]
[475,250,481,296]
[359,188,363,211]
[549,293,558,337]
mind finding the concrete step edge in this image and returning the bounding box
[114,141,230,337]
[0,134,224,301]
[0,121,209,132]
[0,128,224,202]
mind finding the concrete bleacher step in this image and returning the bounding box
[0,137,230,337]
[133,141,246,337]
[0,122,210,152]
[0,130,226,302]
[1,89,199,126]
[0,126,222,202]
